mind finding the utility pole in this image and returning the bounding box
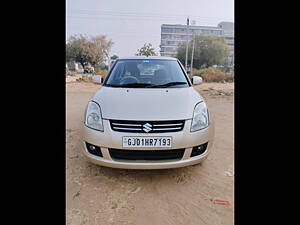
[108,57,111,71]
[190,33,195,76]
[185,17,189,71]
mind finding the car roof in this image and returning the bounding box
[117,56,177,60]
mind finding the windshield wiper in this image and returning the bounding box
[107,83,152,88]
[106,82,188,88]
[148,82,188,88]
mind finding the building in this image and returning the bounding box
[160,22,234,68]
[218,22,234,68]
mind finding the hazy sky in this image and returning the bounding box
[67,0,234,57]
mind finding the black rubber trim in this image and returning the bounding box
[108,148,185,160]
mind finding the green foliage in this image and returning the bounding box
[176,35,229,69]
[95,63,108,71]
[136,43,157,56]
[66,34,113,68]
[193,68,234,83]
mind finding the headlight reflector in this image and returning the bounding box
[85,101,103,131]
[191,101,209,132]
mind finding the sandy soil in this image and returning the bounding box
[66,82,234,225]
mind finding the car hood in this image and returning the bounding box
[91,86,203,120]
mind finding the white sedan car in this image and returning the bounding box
[82,56,214,169]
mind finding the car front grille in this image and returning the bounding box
[110,120,185,133]
[108,148,185,160]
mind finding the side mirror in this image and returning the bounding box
[192,76,203,85]
[92,75,103,84]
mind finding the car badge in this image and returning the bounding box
[143,123,152,133]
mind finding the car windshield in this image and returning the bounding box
[104,59,190,88]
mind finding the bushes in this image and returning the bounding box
[192,68,234,83]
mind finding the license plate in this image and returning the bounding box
[122,136,172,148]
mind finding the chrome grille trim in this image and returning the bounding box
[113,127,142,131]
[111,123,142,127]
[110,120,185,133]
[153,123,183,127]
[152,127,182,131]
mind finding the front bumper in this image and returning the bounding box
[81,119,214,169]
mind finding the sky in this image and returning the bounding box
[67,0,234,57]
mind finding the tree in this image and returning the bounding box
[66,34,88,69]
[66,34,113,68]
[89,35,113,67]
[176,35,229,69]
[136,43,157,56]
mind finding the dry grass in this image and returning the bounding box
[77,75,93,83]
[95,70,108,76]
[192,68,234,83]
[66,71,76,77]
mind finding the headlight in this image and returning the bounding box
[84,101,104,131]
[191,101,209,132]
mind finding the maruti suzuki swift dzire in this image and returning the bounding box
[82,56,214,169]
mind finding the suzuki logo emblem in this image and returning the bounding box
[143,123,152,133]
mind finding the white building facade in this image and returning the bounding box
[160,22,234,68]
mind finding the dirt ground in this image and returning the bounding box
[66,81,234,225]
